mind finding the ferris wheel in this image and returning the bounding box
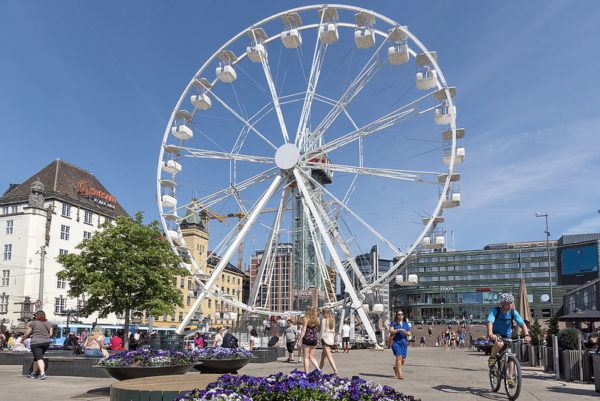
[157,4,464,342]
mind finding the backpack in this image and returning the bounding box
[494,307,514,325]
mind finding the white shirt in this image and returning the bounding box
[342,324,351,337]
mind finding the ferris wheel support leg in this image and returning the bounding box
[293,169,380,348]
[176,174,284,334]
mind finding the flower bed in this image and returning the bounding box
[175,369,419,401]
[192,347,252,361]
[98,348,193,367]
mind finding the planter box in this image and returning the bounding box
[94,364,193,381]
[528,345,542,367]
[193,358,251,374]
[560,350,581,382]
[250,348,278,363]
[583,352,594,383]
[543,347,554,372]
[519,343,529,363]
[23,354,111,378]
[592,353,600,392]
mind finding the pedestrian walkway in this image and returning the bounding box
[1,347,597,400]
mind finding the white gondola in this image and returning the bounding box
[362,303,371,312]
[354,28,375,48]
[167,229,181,242]
[442,128,465,141]
[191,93,211,110]
[388,44,409,65]
[171,125,193,141]
[422,236,431,247]
[161,160,182,174]
[442,192,461,208]
[395,275,404,285]
[216,64,237,83]
[407,274,418,284]
[319,23,339,44]
[443,147,465,164]
[282,29,302,48]
[372,304,384,313]
[435,105,456,125]
[162,212,178,221]
[416,70,437,90]
[161,194,177,208]
[247,43,266,63]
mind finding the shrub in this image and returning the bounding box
[557,328,581,350]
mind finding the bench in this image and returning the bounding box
[22,354,111,378]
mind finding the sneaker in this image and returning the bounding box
[488,357,496,368]
[507,378,515,388]
[36,373,47,380]
[27,372,38,379]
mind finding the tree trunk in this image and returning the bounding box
[124,308,130,351]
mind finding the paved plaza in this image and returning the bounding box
[1,347,597,400]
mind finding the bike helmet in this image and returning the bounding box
[499,293,515,303]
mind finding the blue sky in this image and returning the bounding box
[1,1,599,262]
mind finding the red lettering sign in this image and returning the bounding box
[77,180,117,204]
[476,287,491,292]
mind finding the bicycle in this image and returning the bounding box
[488,338,522,400]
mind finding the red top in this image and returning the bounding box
[110,336,124,350]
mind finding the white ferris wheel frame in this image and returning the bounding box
[156,4,461,342]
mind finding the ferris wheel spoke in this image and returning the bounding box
[304,37,390,151]
[248,186,291,307]
[294,10,328,148]
[178,174,283,332]
[205,87,278,150]
[175,168,279,214]
[299,168,404,260]
[293,168,378,343]
[317,89,439,155]
[255,45,290,144]
[299,161,443,182]
[179,146,275,165]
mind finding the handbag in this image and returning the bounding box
[386,333,395,347]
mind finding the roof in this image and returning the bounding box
[559,309,600,321]
[0,159,128,217]
[207,254,243,275]
[558,234,600,246]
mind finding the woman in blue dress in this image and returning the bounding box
[389,310,411,379]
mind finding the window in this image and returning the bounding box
[1,206,8,214]
[84,210,93,225]
[57,276,66,289]
[0,293,8,313]
[83,231,92,240]
[11,205,18,214]
[6,220,13,235]
[179,312,183,321]
[188,280,192,290]
[59,249,68,256]
[77,298,86,310]
[171,312,175,321]
[60,225,70,240]
[54,297,66,314]
[187,296,191,306]
[1,270,9,286]
[3,244,11,260]
[180,277,184,288]
[61,203,71,217]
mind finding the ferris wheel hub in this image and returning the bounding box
[275,143,300,170]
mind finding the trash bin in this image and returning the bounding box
[592,353,600,392]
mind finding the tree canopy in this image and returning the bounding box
[58,212,188,346]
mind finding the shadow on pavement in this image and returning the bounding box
[359,372,397,379]
[546,384,598,397]
[72,387,110,399]
[431,384,506,400]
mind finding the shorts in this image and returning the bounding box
[302,338,317,346]
[342,336,350,343]
[30,342,50,361]
[321,339,333,348]
[286,341,295,354]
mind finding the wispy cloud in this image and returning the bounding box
[565,215,600,235]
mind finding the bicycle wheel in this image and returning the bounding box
[504,355,522,400]
[489,358,501,392]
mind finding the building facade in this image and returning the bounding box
[0,159,128,330]
[390,240,571,323]
[249,243,293,313]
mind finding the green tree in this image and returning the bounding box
[530,317,543,346]
[546,314,559,347]
[57,212,187,349]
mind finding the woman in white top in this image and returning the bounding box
[248,329,259,351]
[319,308,339,375]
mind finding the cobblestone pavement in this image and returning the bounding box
[1,347,597,400]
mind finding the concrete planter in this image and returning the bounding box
[543,347,554,372]
[528,345,542,367]
[193,357,251,374]
[560,350,581,382]
[95,364,193,381]
[592,353,600,392]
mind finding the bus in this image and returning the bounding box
[50,323,176,346]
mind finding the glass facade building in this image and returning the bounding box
[390,241,578,323]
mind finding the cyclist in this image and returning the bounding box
[487,293,530,386]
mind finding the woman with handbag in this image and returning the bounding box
[299,306,320,373]
[389,310,411,379]
[318,308,339,375]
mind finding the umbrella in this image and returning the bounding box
[516,279,532,333]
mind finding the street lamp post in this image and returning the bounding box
[535,212,553,315]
